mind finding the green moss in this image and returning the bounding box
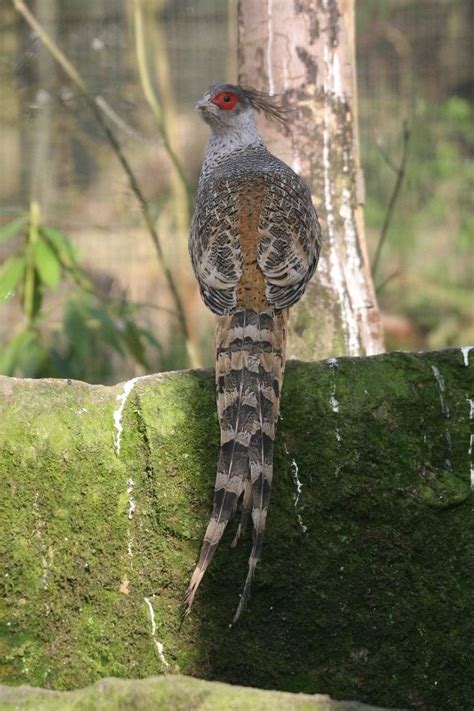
[0,349,472,710]
[0,674,384,710]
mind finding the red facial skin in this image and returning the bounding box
[212,91,239,111]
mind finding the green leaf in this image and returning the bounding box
[0,330,35,375]
[121,321,149,368]
[68,266,93,292]
[31,270,43,321]
[0,257,26,301]
[17,334,48,378]
[87,306,124,355]
[40,225,77,267]
[33,239,61,289]
[139,329,163,352]
[64,299,90,360]
[41,225,92,290]
[0,216,26,243]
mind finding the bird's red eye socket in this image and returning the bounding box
[212,91,238,111]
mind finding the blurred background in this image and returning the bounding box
[0,0,472,383]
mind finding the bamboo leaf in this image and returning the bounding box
[121,321,149,368]
[40,225,77,267]
[140,329,163,352]
[87,306,124,355]
[31,272,43,322]
[64,299,90,360]
[33,239,61,289]
[0,257,26,301]
[41,225,92,290]
[0,216,26,243]
[0,330,35,375]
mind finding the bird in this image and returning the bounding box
[184,83,321,624]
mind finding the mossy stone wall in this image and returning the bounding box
[0,349,472,710]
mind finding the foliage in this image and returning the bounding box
[362,96,474,349]
[0,203,162,382]
[356,0,392,30]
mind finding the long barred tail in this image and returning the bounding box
[182,308,287,622]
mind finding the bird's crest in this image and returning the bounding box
[240,86,291,130]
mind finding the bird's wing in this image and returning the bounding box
[189,176,243,315]
[257,171,321,309]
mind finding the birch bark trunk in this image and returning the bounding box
[238,0,384,358]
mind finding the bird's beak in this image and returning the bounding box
[195,98,208,112]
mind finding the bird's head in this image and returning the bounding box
[196,83,288,134]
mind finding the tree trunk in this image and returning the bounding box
[238,0,384,359]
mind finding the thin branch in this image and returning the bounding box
[375,269,401,295]
[13,0,198,367]
[94,95,147,142]
[132,0,192,215]
[376,137,398,174]
[132,301,180,318]
[372,121,410,279]
[149,1,191,240]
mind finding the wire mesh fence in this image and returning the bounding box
[0,0,472,381]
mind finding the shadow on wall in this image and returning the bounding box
[128,354,471,710]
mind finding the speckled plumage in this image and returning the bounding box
[184,84,321,622]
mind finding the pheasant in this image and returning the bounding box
[184,84,321,623]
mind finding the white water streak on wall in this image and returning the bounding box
[144,596,169,668]
[127,478,136,520]
[431,366,449,418]
[328,358,341,442]
[113,376,148,456]
[467,396,474,488]
[126,478,136,558]
[290,457,308,533]
[461,346,473,367]
[431,365,452,469]
[113,376,151,561]
[282,441,307,532]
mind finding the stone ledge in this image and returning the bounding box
[0,348,472,710]
[0,674,396,710]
